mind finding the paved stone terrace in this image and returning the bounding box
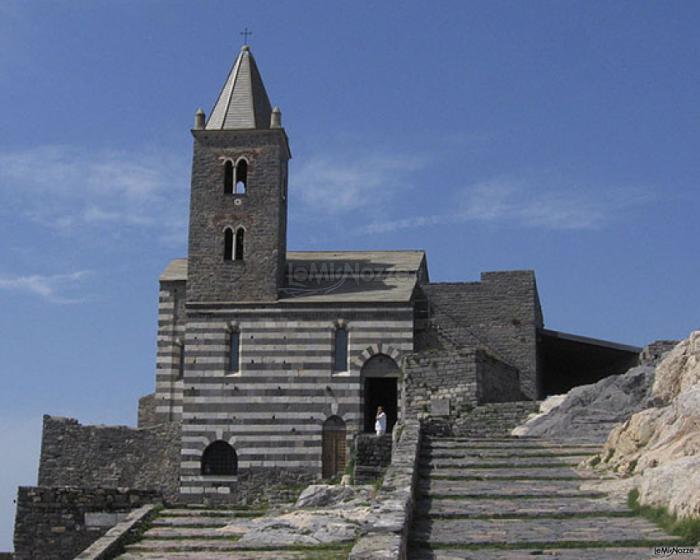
[408,436,684,560]
[115,506,350,560]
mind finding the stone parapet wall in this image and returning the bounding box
[349,420,422,560]
[13,487,160,560]
[73,504,158,560]
[354,434,392,484]
[38,416,180,499]
[355,434,392,467]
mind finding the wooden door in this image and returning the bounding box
[322,416,346,479]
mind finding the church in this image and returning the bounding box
[142,44,641,498]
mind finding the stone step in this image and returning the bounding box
[419,466,600,479]
[424,436,540,442]
[126,539,240,552]
[142,527,236,539]
[423,440,601,450]
[408,547,668,560]
[159,508,264,517]
[418,478,600,498]
[151,516,232,527]
[420,455,589,468]
[415,496,629,517]
[423,448,597,458]
[411,516,679,546]
[119,550,345,560]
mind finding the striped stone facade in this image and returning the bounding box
[175,303,413,495]
[154,277,187,422]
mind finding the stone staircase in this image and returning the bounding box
[408,436,685,559]
[426,401,540,438]
[452,402,540,437]
[114,506,349,560]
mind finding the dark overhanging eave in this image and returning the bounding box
[539,328,642,354]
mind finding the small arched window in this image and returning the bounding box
[234,228,245,261]
[334,326,348,372]
[229,330,240,373]
[224,161,234,194]
[201,441,237,476]
[235,160,247,194]
[224,228,234,261]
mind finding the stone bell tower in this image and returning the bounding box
[187,45,291,303]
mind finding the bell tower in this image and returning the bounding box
[187,45,290,302]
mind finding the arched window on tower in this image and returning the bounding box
[234,228,245,261]
[201,441,238,476]
[235,159,247,194]
[224,160,234,194]
[224,227,234,261]
[334,326,348,372]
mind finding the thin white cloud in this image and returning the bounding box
[0,145,188,246]
[364,178,651,234]
[292,153,425,214]
[0,271,92,304]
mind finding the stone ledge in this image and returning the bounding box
[74,503,159,559]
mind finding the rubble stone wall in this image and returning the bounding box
[13,487,159,560]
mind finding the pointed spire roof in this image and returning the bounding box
[206,45,273,130]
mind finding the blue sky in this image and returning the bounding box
[1,0,699,550]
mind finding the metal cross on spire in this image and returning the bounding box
[240,27,253,45]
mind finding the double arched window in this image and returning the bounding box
[224,227,245,261]
[224,159,248,195]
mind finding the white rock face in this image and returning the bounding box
[219,483,396,548]
[637,456,700,519]
[594,333,700,519]
[652,332,700,403]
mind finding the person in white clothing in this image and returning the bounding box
[375,406,387,436]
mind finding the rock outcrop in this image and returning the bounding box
[512,364,656,443]
[594,333,700,518]
[513,333,700,519]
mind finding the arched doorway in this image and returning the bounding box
[361,353,400,434]
[321,415,347,479]
[201,441,238,476]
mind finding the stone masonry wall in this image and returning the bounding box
[38,416,180,499]
[421,271,543,398]
[354,434,392,484]
[355,434,392,468]
[177,468,317,506]
[476,351,523,404]
[137,393,158,428]
[404,349,478,416]
[13,487,159,560]
[403,348,522,420]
